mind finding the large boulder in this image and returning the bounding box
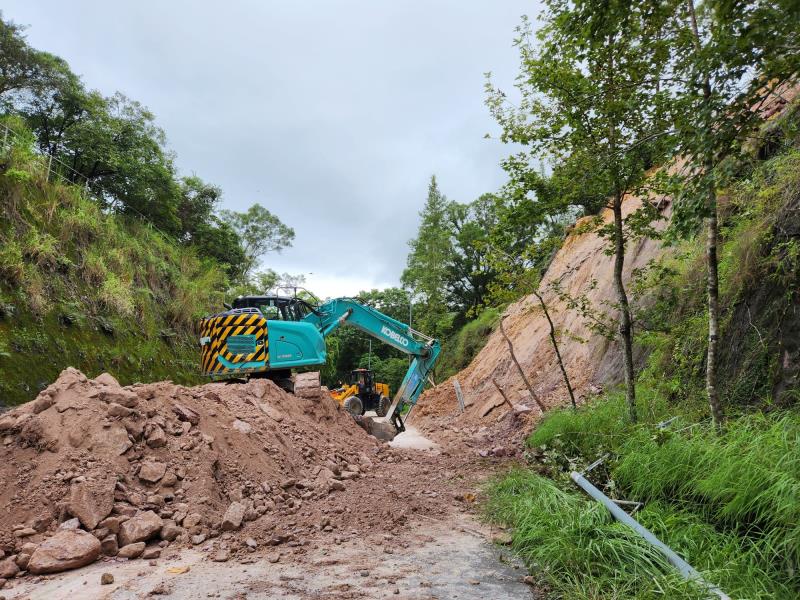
[221,502,245,531]
[27,530,101,574]
[68,476,115,530]
[117,511,163,546]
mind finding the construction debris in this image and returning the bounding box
[0,366,390,581]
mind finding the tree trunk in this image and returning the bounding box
[533,290,577,410]
[687,0,724,429]
[705,188,724,429]
[612,195,637,423]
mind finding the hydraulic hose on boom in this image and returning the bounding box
[302,298,441,431]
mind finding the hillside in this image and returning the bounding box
[0,123,226,407]
[414,89,800,434]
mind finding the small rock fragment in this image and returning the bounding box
[118,542,146,559]
[101,573,114,585]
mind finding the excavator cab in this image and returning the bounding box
[330,368,391,417]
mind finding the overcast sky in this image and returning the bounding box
[4,1,536,298]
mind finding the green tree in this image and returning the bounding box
[663,0,800,428]
[220,204,295,283]
[487,2,674,422]
[445,194,500,318]
[0,14,48,99]
[401,175,454,339]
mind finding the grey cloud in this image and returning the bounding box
[5,0,537,295]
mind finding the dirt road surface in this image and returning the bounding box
[3,425,536,600]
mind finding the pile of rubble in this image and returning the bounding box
[0,367,380,587]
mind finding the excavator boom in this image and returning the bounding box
[303,298,441,429]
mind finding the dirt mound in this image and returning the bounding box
[0,367,385,578]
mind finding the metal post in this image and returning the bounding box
[570,471,730,600]
[453,379,465,413]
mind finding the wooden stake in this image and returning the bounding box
[491,378,515,410]
[499,318,546,413]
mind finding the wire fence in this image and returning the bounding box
[0,119,175,244]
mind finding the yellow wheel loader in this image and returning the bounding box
[329,368,391,417]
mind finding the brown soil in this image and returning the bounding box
[0,368,524,599]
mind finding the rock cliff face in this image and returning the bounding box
[415,191,673,430]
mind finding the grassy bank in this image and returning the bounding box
[488,402,799,599]
[0,121,227,406]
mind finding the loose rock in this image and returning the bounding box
[118,511,163,546]
[27,529,101,575]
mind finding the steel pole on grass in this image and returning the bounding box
[570,471,730,600]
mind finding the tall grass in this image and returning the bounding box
[491,403,800,598]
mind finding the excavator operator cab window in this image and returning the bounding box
[259,305,281,320]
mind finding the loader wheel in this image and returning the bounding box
[376,395,391,417]
[343,396,364,417]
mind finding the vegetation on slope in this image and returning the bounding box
[487,141,800,598]
[0,121,229,404]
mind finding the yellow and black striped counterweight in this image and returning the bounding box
[199,311,268,376]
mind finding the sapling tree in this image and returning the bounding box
[660,0,800,427]
[486,0,674,422]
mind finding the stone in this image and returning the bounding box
[492,532,513,545]
[100,535,118,556]
[328,480,346,492]
[101,573,114,585]
[107,403,133,418]
[138,460,167,483]
[106,425,133,456]
[221,502,245,531]
[293,371,321,398]
[32,394,56,414]
[171,403,200,425]
[27,529,101,575]
[142,546,161,559]
[68,476,115,530]
[182,513,203,529]
[212,549,230,562]
[145,425,167,448]
[59,518,81,530]
[98,516,125,534]
[118,511,163,546]
[20,543,37,555]
[117,542,145,559]
[94,373,120,387]
[232,419,252,434]
[113,503,138,517]
[101,388,139,408]
[160,471,178,487]
[14,527,37,537]
[15,553,31,570]
[244,538,257,549]
[0,559,19,579]
[191,534,206,545]
[160,522,182,542]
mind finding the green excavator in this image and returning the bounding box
[199,295,440,431]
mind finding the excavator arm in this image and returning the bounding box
[302,298,441,431]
